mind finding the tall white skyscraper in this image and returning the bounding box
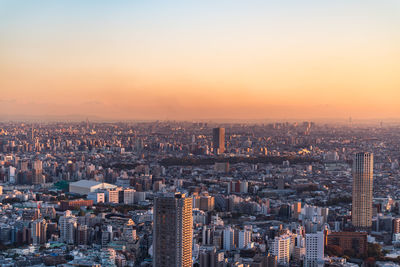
[352,152,374,229]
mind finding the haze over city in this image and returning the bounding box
[1,0,400,121]
[3,1,400,266]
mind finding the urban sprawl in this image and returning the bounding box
[0,121,399,267]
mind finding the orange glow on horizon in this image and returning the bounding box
[1,0,399,121]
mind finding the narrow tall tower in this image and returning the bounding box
[153,193,193,267]
[212,127,225,154]
[352,152,373,230]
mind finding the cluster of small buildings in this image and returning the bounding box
[0,121,399,266]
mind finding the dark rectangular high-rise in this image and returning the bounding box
[212,128,225,154]
[153,193,193,267]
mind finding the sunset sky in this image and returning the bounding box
[1,0,399,121]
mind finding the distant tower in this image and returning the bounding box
[352,152,374,230]
[212,127,225,154]
[153,193,193,267]
[32,159,45,184]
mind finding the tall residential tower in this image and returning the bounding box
[153,193,193,267]
[352,152,374,230]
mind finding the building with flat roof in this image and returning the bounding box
[327,231,367,258]
[352,152,374,230]
[153,193,193,267]
[69,180,117,195]
[212,127,225,154]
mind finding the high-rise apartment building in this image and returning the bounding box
[76,224,88,245]
[153,193,193,267]
[31,219,47,245]
[32,159,45,184]
[59,210,77,245]
[223,226,235,251]
[238,229,252,249]
[193,195,215,212]
[270,234,291,265]
[212,128,225,154]
[305,232,324,267]
[352,152,374,229]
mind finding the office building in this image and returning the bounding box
[153,193,193,267]
[327,232,367,258]
[212,128,225,154]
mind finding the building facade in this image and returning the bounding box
[352,152,374,229]
[212,128,225,154]
[153,193,193,267]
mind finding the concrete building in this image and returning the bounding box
[194,195,215,212]
[87,192,105,204]
[213,128,225,154]
[59,210,77,244]
[271,235,291,265]
[69,180,117,195]
[153,193,193,267]
[327,232,368,258]
[223,226,235,251]
[305,232,324,267]
[31,219,47,245]
[352,152,374,229]
[238,229,251,249]
[123,189,136,205]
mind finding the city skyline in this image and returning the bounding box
[0,120,398,265]
[1,1,400,263]
[1,0,400,121]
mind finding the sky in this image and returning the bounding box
[1,0,400,121]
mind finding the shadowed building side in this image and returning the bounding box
[153,193,193,267]
[212,128,225,154]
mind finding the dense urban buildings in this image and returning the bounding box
[0,121,399,266]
